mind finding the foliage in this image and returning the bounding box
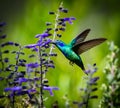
[0,2,76,108]
[73,64,99,108]
[0,1,119,108]
[99,42,120,108]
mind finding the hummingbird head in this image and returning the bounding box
[52,40,66,47]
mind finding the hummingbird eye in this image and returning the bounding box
[56,40,59,42]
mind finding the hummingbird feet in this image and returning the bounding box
[69,61,74,66]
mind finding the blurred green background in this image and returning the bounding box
[0,0,120,107]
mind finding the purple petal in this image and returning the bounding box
[0,35,6,39]
[45,64,55,68]
[26,66,33,73]
[26,62,39,68]
[4,58,9,63]
[41,39,52,47]
[0,22,6,27]
[1,42,14,47]
[7,42,14,45]
[49,53,57,56]
[16,90,27,96]
[90,77,99,84]
[27,89,36,98]
[35,34,41,38]
[84,69,91,74]
[24,44,37,48]
[70,17,76,20]
[63,17,76,24]
[35,33,50,38]
[43,86,59,96]
[37,37,42,44]
[4,86,22,92]
[15,89,36,99]
[18,78,28,84]
[32,47,38,52]
[33,77,40,81]
[28,89,36,94]
[0,77,4,81]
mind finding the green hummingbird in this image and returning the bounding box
[53,29,107,73]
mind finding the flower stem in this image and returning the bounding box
[12,46,22,108]
[38,46,44,108]
[85,74,92,108]
[0,48,4,71]
[48,2,63,61]
[15,46,21,72]
[85,93,90,108]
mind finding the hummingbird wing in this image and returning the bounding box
[70,29,91,47]
[72,38,107,55]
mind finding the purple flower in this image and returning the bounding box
[45,64,55,68]
[1,42,14,47]
[42,53,48,56]
[26,62,39,68]
[4,58,9,63]
[0,35,6,39]
[24,44,37,48]
[43,86,59,96]
[84,64,97,74]
[49,53,57,56]
[16,72,25,78]
[26,66,33,73]
[4,86,22,92]
[90,77,99,84]
[59,27,65,31]
[59,7,68,13]
[6,88,36,99]
[15,90,27,96]
[7,72,14,79]
[28,89,36,94]
[32,47,38,52]
[0,77,4,81]
[17,78,28,84]
[61,17,76,24]
[19,59,26,63]
[84,69,90,74]
[41,39,52,47]
[35,39,52,48]
[15,66,18,72]
[7,42,14,45]
[0,22,6,27]
[16,89,36,98]
[27,89,36,98]
[36,38,42,46]
[35,33,50,38]
[33,77,40,81]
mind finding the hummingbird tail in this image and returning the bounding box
[80,63,89,75]
[81,64,85,71]
[75,60,85,71]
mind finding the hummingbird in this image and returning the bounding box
[53,29,107,73]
